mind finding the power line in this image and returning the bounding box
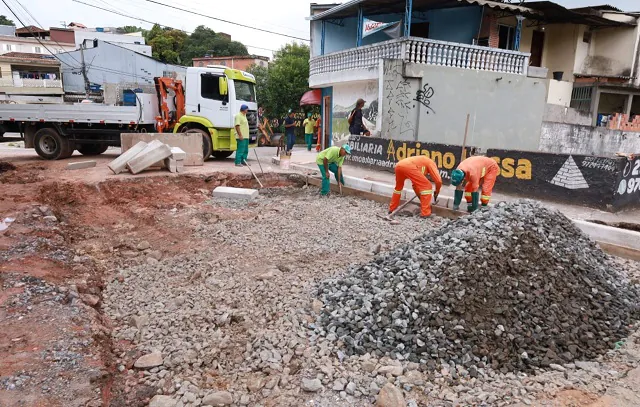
[10,0,82,66]
[72,0,276,53]
[0,0,77,68]
[134,0,309,42]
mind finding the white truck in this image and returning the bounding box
[0,66,258,161]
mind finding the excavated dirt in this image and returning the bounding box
[1,159,640,407]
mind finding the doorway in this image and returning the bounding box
[530,30,545,67]
[323,95,331,149]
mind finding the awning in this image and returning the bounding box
[300,89,322,106]
[524,1,636,26]
[308,0,541,21]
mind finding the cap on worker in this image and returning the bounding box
[307,112,312,118]
[341,144,352,154]
[240,104,249,111]
[451,169,465,186]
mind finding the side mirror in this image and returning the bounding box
[219,77,228,96]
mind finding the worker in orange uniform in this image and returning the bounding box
[389,156,442,218]
[450,156,500,212]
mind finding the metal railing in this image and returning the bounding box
[310,37,530,76]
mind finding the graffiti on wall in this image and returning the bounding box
[382,60,418,140]
[414,83,436,114]
[331,80,378,144]
[615,156,640,208]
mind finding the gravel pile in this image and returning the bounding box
[316,200,640,373]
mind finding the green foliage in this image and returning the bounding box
[145,24,188,64]
[180,25,248,65]
[0,15,14,26]
[248,43,310,120]
[117,26,144,34]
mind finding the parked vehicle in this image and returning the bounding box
[0,66,258,160]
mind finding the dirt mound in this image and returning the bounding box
[0,161,16,173]
[316,201,640,372]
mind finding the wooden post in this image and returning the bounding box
[461,113,470,162]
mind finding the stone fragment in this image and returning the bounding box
[202,391,233,406]
[134,352,163,369]
[376,383,405,407]
[149,395,176,407]
[301,378,322,392]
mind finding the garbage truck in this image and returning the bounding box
[0,66,258,161]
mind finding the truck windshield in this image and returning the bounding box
[234,80,256,103]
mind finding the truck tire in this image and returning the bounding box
[34,128,73,160]
[185,128,212,161]
[212,151,233,159]
[78,144,109,156]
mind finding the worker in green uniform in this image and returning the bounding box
[316,144,351,195]
[234,104,250,167]
[303,113,315,151]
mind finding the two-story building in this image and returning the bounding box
[0,52,63,103]
[192,55,270,70]
[308,0,640,151]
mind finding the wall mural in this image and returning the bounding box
[331,80,379,145]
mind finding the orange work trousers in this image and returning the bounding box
[389,164,433,217]
[464,165,499,206]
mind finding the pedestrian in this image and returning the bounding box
[389,156,442,218]
[450,156,500,212]
[303,112,315,151]
[316,144,351,196]
[284,110,296,154]
[233,104,250,167]
[348,98,371,136]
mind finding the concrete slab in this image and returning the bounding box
[164,156,185,174]
[170,147,187,161]
[126,143,172,175]
[212,186,259,200]
[121,133,203,166]
[66,160,97,170]
[108,141,149,174]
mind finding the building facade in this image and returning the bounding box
[308,0,640,151]
[0,52,63,103]
[0,25,75,55]
[192,55,270,71]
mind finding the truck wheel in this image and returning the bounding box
[78,144,109,156]
[212,151,233,159]
[185,128,212,161]
[34,128,73,160]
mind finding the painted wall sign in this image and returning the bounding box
[347,135,469,181]
[345,135,639,211]
[613,156,640,209]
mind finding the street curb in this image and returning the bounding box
[272,156,640,260]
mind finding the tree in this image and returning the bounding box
[248,43,310,119]
[146,24,188,64]
[0,15,14,26]
[180,25,248,65]
[117,26,145,34]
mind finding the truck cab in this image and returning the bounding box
[176,66,259,160]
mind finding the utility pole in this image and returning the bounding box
[79,45,90,99]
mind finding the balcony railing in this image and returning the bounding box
[310,37,530,76]
[0,78,63,88]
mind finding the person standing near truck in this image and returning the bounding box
[284,110,296,154]
[303,113,315,152]
[234,104,250,167]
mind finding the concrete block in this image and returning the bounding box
[343,175,373,192]
[170,147,187,161]
[108,140,149,174]
[121,133,203,166]
[370,181,395,197]
[164,156,185,173]
[212,186,259,200]
[66,160,97,170]
[126,143,172,175]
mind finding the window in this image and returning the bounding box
[5,44,12,51]
[201,74,224,101]
[498,25,515,50]
[34,46,42,53]
[234,80,256,103]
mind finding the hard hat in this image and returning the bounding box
[451,169,465,186]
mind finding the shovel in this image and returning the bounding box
[377,193,440,224]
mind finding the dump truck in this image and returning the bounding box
[0,66,258,161]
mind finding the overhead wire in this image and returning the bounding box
[133,0,309,41]
[72,0,276,53]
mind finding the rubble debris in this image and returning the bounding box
[316,200,640,372]
[66,160,97,170]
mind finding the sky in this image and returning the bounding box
[1,0,638,59]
